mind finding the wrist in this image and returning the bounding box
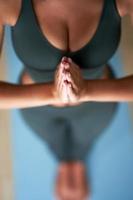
[79,79,93,102]
[51,84,60,104]
[36,82,58,105]
[80,78,120,102]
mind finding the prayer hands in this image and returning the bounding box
[54,56,87,106]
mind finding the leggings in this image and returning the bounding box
[17,65,119,163]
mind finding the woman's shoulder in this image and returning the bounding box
[116,0,133,17]
[0,0,22,26]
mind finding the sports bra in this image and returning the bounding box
[11,0,121,82]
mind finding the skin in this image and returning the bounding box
[21,56,112,106]
[55,161,89,200]
[1,0,133,199]
[21,0,116,87]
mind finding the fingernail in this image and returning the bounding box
[61,56,68,63]
[62,60,69,66]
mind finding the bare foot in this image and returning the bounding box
[55,162,71,199]
[70,161,89,199]
[55,161,89,200]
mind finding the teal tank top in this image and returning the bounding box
[11,0,121,82]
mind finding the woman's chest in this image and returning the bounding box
[11,0,121,73]
[33,0,105,52]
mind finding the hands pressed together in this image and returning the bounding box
[53,56,87,106]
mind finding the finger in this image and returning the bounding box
[65,82,74,100]
[69,65,81,81]
[59,68,68,98]
[56,65,66,90]
[64,71,73,82]
[65,72,76,89]
[58,78,64,95]
[55,61,70,96]
[60,56,71,74]
[55,74,66,101]
[59,65,65,82]
[67,60,82,79]
[59,77,69,101]
[68,59,80,71]
[58,79,69,103]
[62,65,77,87]
[67,86,74,102]
[59,62,71,87]
[63,80,71,102]
[61,56,69,64]
[56,74,63,91]
[56,61,66,80]
[64,72,78,91]
[57,61,78,94]
[63,63,79,85]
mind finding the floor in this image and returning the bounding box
[0,29,14,200]
[0,16,133,200]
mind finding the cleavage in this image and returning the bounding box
[32,0,105,52]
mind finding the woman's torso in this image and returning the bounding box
[11,0,121,77]
[11,0,122,106]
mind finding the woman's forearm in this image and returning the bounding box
[0,81,55,109]
[82,75,133,102]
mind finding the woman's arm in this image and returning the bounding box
[0,1,61,109]
[0,81,56,109]
[81,75,133,102]
[0,60,70,109]
[0,14,56,109]
[63,58,133,103]
[80,1,133,103]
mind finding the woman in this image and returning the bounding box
[0,0,133,199]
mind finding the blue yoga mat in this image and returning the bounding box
[4,26,133,200]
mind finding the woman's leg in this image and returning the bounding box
[69,65,119,162]
[18,68,35,84]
